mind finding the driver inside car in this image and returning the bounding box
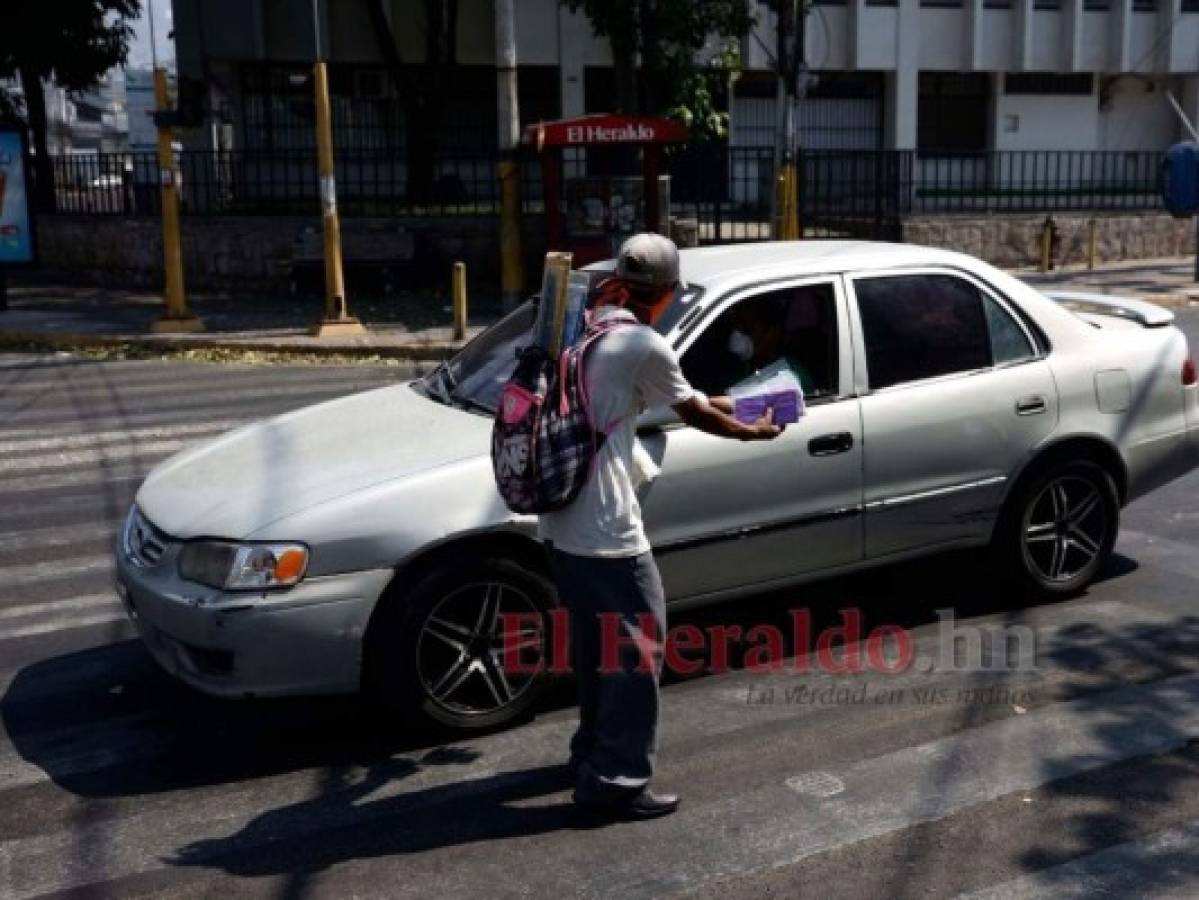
[726,296,818,394]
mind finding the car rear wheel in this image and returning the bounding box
[365,557,559,732]
[994,459,1119,596]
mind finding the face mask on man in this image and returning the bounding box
[727,329,754,362]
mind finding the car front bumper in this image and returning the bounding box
[115,548,394,699]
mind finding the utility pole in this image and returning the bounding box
[496,0,524,312]
[148,2,202,333]
[772,1,801,240]
[310,0,365,336]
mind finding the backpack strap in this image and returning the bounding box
[566,308,640,428]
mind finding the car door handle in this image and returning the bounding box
[808,432,854,456]
[1015,395,1047,416]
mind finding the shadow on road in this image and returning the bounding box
[6,544,1186,888]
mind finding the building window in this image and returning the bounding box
[1132,0,1157,9]
[983,0,1013,8]
[1083,0,1110,10]
[1185,0,1199,11]
[920,0,963,7]
[1004,73,1094,96]
[1033,0,1062,9]
[918,73,989,154]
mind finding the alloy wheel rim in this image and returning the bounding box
[416,581,545,717]
[1022,475,1107,583]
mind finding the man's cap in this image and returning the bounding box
[615,233,684,290]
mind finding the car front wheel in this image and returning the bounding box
[366,557,559,732]
[994,459,1119,596]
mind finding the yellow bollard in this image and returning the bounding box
[1039,217,1053,273]
[452,261,468,342]
[1087,219,1097,271]
[150,67,203,334]
[774,165,799,241]
[311,59,366,337]
[498,156,524,312]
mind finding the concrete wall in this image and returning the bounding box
[902,211,1196,269]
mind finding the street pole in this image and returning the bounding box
[310,1,365,336]
[150,66,203,333]
[496,0,524,312]
[770,1,789,239]
[773,1,800,240]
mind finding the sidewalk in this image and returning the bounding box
[0,281,500,360]
[1016,256,1199,309]
[1,256,1196,361]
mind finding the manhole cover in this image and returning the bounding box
[785,771,845,798]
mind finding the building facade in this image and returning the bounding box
[168,0,1199,153]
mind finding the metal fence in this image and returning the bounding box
[45,149,545,218]
[44,147,1164,239]
[909,150,1162,213]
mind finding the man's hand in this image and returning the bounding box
[673,394,783,441]
[747,407,783,440]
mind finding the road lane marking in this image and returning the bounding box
[0,419,247,455]
[0,611,130,641]
[0,521,121,555]
[0,554,113,590]
[0,593,122,623]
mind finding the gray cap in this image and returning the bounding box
[615,233,683,289]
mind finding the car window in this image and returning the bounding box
[426,284,701,414]
[855,274,992,390]
[983,294,1036,364]
[680,282,840,400]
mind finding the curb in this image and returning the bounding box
[0,328,465,362]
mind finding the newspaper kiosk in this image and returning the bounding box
[524,114,689,266]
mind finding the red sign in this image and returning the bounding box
[524,114,690,149]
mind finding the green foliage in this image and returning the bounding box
[0,0,139,89]
[561,0,753,140]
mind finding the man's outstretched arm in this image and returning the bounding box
[672,394,782,441]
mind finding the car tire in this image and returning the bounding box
[992,459,1119,597]
[365,557,560,732]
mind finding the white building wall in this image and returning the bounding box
[994,93,1099,151]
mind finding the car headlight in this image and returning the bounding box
[178,541,309,591]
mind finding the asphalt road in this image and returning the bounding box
[2,323,1199,899]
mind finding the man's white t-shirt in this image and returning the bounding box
[538,305,695,558]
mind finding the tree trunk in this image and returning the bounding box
[637,0,660,115]
[19,67,55,212]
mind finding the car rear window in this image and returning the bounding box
[855,274,992,390]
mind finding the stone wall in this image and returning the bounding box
[902,212,1195,269]
[34,210,1190,293]
[34,214,546,294]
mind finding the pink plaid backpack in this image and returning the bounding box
[491,309,637,514]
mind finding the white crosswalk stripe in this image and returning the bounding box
[0,419,248,456]
[0,554,113,591]
[0,436,212,475]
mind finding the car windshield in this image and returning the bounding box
[419,282,704,414]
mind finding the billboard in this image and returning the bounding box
[0,128,35,265]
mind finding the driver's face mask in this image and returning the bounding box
[727,329,754,362]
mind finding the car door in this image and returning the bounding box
[637,276,864,601]
[846,268,1059,559]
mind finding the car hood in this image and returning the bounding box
[136,382,491,539]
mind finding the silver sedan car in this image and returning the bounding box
[115,242,1199,730]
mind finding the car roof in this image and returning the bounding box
[676,240,964,289]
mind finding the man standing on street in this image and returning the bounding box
[540,233,784,820]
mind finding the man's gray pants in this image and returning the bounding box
[546,546,666,803]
